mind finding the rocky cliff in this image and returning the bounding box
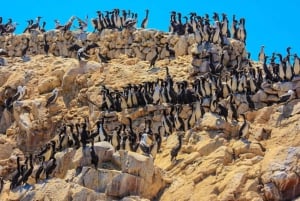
[0,28,300,201]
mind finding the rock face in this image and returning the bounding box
[1,28,300,201]
[0,142,165,201]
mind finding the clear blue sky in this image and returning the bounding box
[1,0,299,61]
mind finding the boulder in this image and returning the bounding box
[56,142,114,178]
[195,137,226,156]
[120,150,154,183]
[174,36,188,56]
[200,112,237,135]
[106,173,142,197]
[232,140,265,157]
[261,146,300,200]
[74,166,121,192]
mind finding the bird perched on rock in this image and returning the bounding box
[149,47,159,69]
[170,134,183,162]
[90,139,99,169]
[278,90,296,104]
[238,113,249,139]
[0,176,4,193]
[68,42,99,61]
[141,9,149,29]
[46,88,59,107]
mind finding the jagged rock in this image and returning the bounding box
[261,146,300,200]
[263,182,282,201]
[217,169,248,200]
[232,140,265,158]
[193,146,233,184]
[195,137,226,156]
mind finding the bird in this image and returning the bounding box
[165,42,175,60]
[139,132,153,156]
[21,154,33,185]
[44,156,56,179]
[38,140,56,162]
[0,176,4,193]
[293,54,300,76]
[0,48,8,56]
[67,123,80,149]
[45,88,59,107]
[43,34,49,56]
[217,103,228,122]
[21,38,30,62]
[5,85,26,109]
[58,124,69,151]
[170,134,183,162]
[68,42,99,61]
[258,45,265,62]
[278,90,296,104]
[35,156,45,183]
[238,113,249,139]
[141,9,149,29]
[10,156,21,190]
[149,47,159,69]
[90,139,99,169]
[110,126,121,151]
[80,122,90,148]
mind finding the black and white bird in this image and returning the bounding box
[15,85,27,101]
[21,154,33,185]
[141,9,149,29]
[278,90,296,104]
[43,34,50,56]
[238,113,249,139]
[46,88,59,107]
[45,156,56,179]
[68,42,99,61]
[0,176,4,193]
[149,47,159,69]
[35,156,45,183]
[90,140,99,169]
[139,133,153,156]
[10,156,21,190]
[170,134,183,162]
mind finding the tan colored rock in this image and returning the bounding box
[195,137,226,156]
[200,112,237,135]
[38,76,61,94]
[0,109,13,134]
[174,36,188,56]
[106,173,142,197]
[56,142,114,178]
[120,150,154,183]
[74,166,120,192]
[252,90,267,102]
[232,141,265,157]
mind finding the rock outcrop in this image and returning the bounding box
[1,28,300,201]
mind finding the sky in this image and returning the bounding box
[1,0,299,61]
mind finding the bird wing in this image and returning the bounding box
[68,44,82,52]
[86,43,99,51]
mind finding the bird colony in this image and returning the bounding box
[0,9,300,201]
